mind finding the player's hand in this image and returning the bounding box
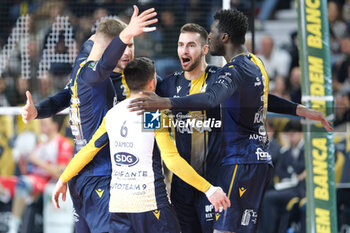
[22,91,38,123]
[205,186,231,212]
[120,5,158,44]
[52,178,67,209]
[296,104,333,132]
[128,91,172,114]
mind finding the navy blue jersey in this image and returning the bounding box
[171,54,273,165]
[68,36,126,177]
[157,65,223,180]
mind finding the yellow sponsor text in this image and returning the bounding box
[312,138,329,201]
[315,208,330,233]
[305,0,322,49]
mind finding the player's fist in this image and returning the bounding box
[119,5,158,44]
[22,90,38,123]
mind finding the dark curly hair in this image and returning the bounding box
[214,9,248,45]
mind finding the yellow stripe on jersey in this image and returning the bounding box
[155,112,211,193]
[227,164,238,198]
[188,72,209,174]
[60,117,108,182]
[70,62,86,142]
[121,72,131,98]
[249,54,270,126]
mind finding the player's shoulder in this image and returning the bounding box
[107,99,128,118]
[206,65,220,73]
[160,71,184,85]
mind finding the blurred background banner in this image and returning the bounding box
[297,0,337,232]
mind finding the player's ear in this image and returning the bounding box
[221,33,229,43]
[202,44,209,56]
[148,74,157,91]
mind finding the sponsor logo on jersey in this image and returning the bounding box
[215,213,220,221]
[114,152,139,166]
[208,67,217,73]
[153,210,160,220]
[241,209,258,226]
[239,187,247,197]
[95,189,104,198]
[254,77,261,86]
[205,204,214,221]
[72,208,79,222]
[143,111,161,129]
[176,86,182,93]
[255,148,271,161]
[249,134,267,143]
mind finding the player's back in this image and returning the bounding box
[105,98,168,213]
[221,54,271,165]
[69,61,115,177]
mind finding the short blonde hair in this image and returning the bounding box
[96,18,127,39]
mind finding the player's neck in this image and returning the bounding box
[129,91,153,99]
[184,61,207,80]
[224,44,248,62]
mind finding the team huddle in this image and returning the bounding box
[22,5,332,233]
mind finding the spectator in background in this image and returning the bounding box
[0,116,73,233]
[155,10,181,77]
[10,77,30,106]
[258,35,291,89]
[289,67,302,104]
[270,75,290,100]
[335,91,350,127]
[259,120,305,233]
[343,0,350,27]
[288,31,299,72]
[336,34,350,84]
[328,1,349,57]
[266,119,282,167]
[0,77,9,107]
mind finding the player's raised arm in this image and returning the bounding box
[52,117,109,208]
[83,6,157,86]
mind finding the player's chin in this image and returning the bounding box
[181,61,192,71]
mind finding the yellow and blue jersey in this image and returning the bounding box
[157,65,223,181]
[171,54,273,165]
[67,36,126,177]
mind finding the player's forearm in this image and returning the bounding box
[98,36,126,72]
[170,86,227,110]
[60,118,109,182]
[36,89,70,119]
[162,152,211,193]
[84,36,127,85]
[60,143,104,182]
[267,94,298,115]
[155,131,211,193]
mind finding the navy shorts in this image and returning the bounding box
[109,204,181,233]
[170,177,215,233]
[68,175,110,233]
[214,163,273,233]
